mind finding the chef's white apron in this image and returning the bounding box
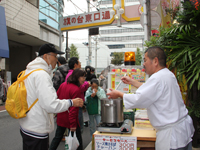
[155,117,186,150]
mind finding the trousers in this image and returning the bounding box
[170,141,192,150]
[20,130,49,150]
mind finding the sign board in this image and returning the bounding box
[60,0,141,31]
[0,6,9,58]
[95,134,137,150]
[61,9,114,31]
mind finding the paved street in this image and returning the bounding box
[1,105,200,150]
[0,106,91,150]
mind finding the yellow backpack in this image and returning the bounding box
[5,69,43,119]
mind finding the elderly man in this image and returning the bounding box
[107,46,194,150]
[19,43,83,150]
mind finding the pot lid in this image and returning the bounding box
[100,98,123,101]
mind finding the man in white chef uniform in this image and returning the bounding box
[107,46,194,150]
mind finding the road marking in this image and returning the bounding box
[0,110,6,113]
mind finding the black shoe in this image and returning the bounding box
[84,122,88,127]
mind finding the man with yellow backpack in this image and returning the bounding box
[6,44,83,150]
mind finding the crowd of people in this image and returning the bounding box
[17,43,107,150]
[50,54,107,150]
[16,43,194,150]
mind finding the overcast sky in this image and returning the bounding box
[62,0,111,69]
[63,0,91,44]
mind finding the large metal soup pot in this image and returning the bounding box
[100,98,124,124]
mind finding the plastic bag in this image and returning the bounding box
[65,131,79,150]
[83,109,89,122]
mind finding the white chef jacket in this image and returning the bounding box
[123,68,194,150]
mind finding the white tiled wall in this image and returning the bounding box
[3,0,40,38]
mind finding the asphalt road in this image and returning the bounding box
[0,110,91,150]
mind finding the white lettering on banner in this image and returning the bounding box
[94,135,137,150]
[61,10,114,31]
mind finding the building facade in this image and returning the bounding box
[98,0,144,54]
[0,0,64,83]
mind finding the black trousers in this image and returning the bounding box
[49,124,83,150]
[20,130,49,150]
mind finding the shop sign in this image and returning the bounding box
[61,9,114,31]
[94,134,137,150]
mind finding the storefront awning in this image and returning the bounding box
[0,6,9,58]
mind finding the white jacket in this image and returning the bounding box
[124,68,194,149]
[19,57,72,134]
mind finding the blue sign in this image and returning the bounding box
[0,6,9,58]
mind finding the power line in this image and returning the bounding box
[69,0,85,13]
[86,0,99,11]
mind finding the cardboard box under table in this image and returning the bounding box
[92,127,156,150]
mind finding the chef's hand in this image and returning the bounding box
[121,76,133,85]
[70,127,76,132]
[72,98,83,107]
[121,76,142,88]
[106,89,124,99]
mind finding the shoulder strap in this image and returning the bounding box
[26,98,39,114]
[18,69,44,81]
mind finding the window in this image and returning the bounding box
[26,0,39,7]
[39,0,63,30]
[107,44,125,49]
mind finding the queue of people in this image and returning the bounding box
[17,43,194,150]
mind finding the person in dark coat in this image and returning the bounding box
[52,56,69,91]
[85,66,96,81]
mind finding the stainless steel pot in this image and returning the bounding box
[100,98,124,124]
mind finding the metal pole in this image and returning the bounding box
[87,1,92,66]
[146,0,151,41]
[65,31,69,60]
[117,0,121,27]
[95,38,97,75]
[59,2,62,51]
[59,31,62,51]
[143,0,148,41]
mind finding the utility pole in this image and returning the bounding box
[87,0,92,66]
[146,0,151,41]
[65,31,69,61]
[143,0,151,41]
[58,2,62,51]
[94,37,98,75]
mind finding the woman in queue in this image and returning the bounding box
[50,69,86,150]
